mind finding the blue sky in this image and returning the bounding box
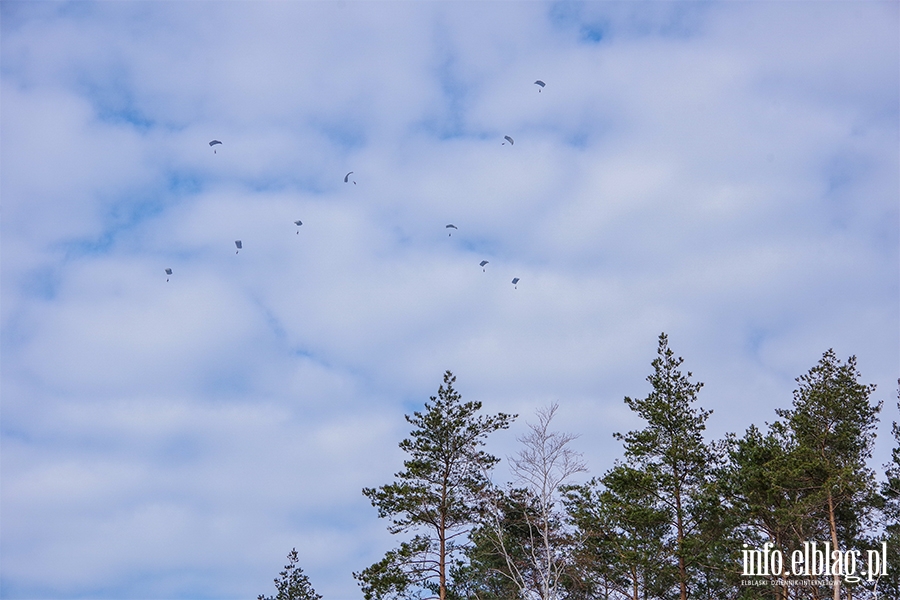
[1,1,897,598]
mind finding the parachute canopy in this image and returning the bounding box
[235,240,242,249]
[504,135,514,145]
[511,278,520,285]
[209,140,222,147]
[294,220,303,226]
[165,268,173,275]
[344,171,354,183]
[446,224,458,230]
[534,80,546,88]
[480,260,489,267]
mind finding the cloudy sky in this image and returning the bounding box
[1,1,897,598]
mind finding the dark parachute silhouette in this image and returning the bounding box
[446,224,458,237]
[344,171,356,184]
[512,277,520,289]
[209,140,222,154]
[294,220,303,234]
[534,80,545,92]
[235,240,242,254]
[165,268,172,282]
[480,260,489,272]
[503,135,514,146]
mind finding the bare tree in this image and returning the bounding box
[482,403,587,600]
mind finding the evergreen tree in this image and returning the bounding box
[687,456,747,600]
[725,425,812,600]
[355,371,515,600]
[775,351,881,600]
[456,487,543,600]
[257,548,321,600]
[564,465,674,600]
[613,333,719,600]
[874,382,900,600]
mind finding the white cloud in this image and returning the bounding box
[1,2,897,598]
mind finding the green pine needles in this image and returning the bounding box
[271,337,892,600]
[355,371,516,600]
[258,548,322,600]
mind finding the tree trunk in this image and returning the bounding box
[827,490,840,600]
[439,470,448,600]
[673,473,688,600]
[439,525,446,600]
[631,564,638,600]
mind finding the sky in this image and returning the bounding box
[1,1,897,598]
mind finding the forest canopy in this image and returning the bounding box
[265,334,896,600]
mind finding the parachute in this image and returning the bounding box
[446,224,458,236]
[235,240,242,254]
[165,268,172,282]
[209,140,222,154]
[534,80,546,89]
[503,135,514,146]
[480,260,489,272]
[512,277,520,289]
[294,220,303,234]
[344,171,356,184]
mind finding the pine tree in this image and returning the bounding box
[725,425,811,599]
[355,371,515,600]
[877,382,900,600]
[564,465,674,600]
[458,487,547,600]
[614,333,719,600]
[257,548,321,600]
[775,351,881,600]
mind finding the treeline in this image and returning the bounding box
[259,333,899,600]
